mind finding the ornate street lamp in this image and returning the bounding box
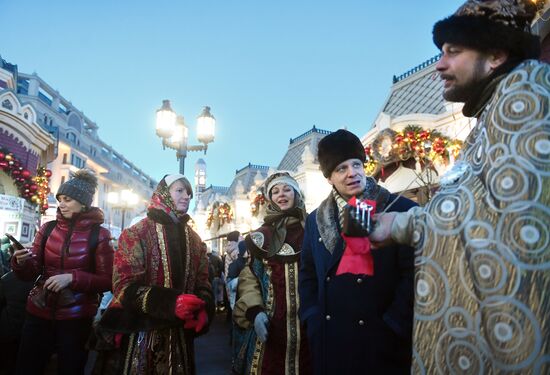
[155,100,216,175]
[107,189,139,230]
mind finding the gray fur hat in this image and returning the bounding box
[56,169,98,207]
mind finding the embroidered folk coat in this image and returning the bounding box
[97,210,214,375]
[233,222,311,375]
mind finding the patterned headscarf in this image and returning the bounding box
[148,175,191,223]
[262,172,307,257]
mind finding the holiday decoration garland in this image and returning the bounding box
[364,125,462,176]
[206,202,234,229]
[250,192,266,217]
[0,149,52,213]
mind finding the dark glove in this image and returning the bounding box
[342,198,376,237]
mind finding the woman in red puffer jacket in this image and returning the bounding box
[11,169,114,375]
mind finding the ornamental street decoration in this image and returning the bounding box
[0,149,52,213]
[206,201,234,230]
[364,125,462,177]
[250,192,266,217]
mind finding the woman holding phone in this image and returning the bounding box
[11,169,114,374]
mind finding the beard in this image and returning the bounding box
[442,57,489,103]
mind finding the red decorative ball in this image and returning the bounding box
[42,204,49,210]
[0,152,4,160]
[45,170,53,178]
[21,170,31,178]
[12,169,20,176]
[30,184,38,192]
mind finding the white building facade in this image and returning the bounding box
[0,56,156,240]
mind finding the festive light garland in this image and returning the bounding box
[206,202,234,229]
[0,149,52,213]
[250,192,266,217]
[364,125,462,176]
[33,166,52,213]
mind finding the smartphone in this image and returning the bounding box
[5,233,25,250]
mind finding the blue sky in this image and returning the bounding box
[2,0,463,186]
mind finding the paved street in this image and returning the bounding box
[80,311,233,375]
[195,311,233,375]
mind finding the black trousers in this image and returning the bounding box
[15,313,93,375]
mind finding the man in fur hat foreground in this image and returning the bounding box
[298,129,417,374]
[370,0,549,372]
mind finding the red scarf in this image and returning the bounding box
[336,197,376,276]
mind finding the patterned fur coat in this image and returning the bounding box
[95,205,214,374]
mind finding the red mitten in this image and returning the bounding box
[184,308,208,333]
[175,294,206,320]
[114,333,123,348]
[184,317,198,330]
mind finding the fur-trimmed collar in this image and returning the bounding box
[316,179,391,253]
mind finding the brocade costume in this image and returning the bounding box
[233,223,311,375]
[394,60,550,373]
[96,183,214,375]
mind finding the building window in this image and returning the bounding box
[1,99,13,110]
[70,154,85,169]
[66,132,77,143]
[17,79,29,95]
[67,113,82,132]
[38,88,53,106]
[58,103,68,114]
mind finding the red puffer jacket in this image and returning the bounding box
[12,207,114,320]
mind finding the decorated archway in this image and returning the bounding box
[364,125,462,202]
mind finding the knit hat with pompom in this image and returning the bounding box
[56,169,98,208]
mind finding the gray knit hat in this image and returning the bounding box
[56,169,98,208]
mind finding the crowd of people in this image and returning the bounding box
[0,0,548,374]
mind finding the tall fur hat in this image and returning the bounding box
[433,0,540,60]
[317,129,366,178]
[56,169,98,208]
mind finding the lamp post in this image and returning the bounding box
[107,189,139,230]
[155,100,216,175]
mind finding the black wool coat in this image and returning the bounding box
[299,192,416,375]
